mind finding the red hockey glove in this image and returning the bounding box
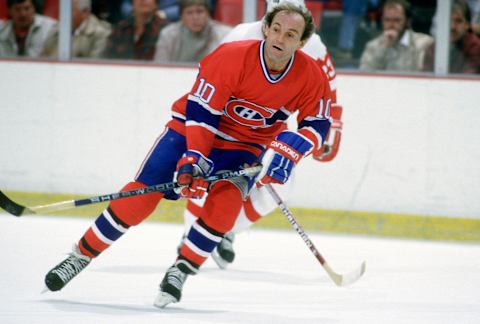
[313,104,343,162]
[259,131,313,185]
[175,150,214,199]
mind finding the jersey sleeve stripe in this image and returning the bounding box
[185,100,221,134]
[298,125,325,151]
[187,94,223,115]
[329,78,337,92]
[279,106,292,116]
[303,115,329,122]
[300,118,331,136]
[172,111,186,120]
[215,129,239,142]
[186,120,218,135]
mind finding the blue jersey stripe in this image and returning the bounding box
[298,118,331,145]
[187,225,221,254]
[186,100,221,131]
[94,214,124,242]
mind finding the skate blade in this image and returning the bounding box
[41,286,51,294]
[153,292,178,308]
[211,249,229,270]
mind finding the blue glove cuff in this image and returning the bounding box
[276,131,313,156]
[184,150,214,176]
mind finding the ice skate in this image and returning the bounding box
[211,232,235,269]
[154,265,188,308]
[44,244,91,291]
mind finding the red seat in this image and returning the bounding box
[0,0,59,21]
[305,1,322,28]
[322,0,342,10]
[214,0,268,26]
[42,0,59,20]
[0,0,9,20]
[213,0,241,26]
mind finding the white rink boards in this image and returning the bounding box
[1,214,479,324]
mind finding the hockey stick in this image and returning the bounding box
[0,166,262,217]
[265,184,366,287]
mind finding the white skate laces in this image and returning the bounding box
[44,245,91,291]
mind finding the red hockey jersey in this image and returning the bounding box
[167,40,331,158]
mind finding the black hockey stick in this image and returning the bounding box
[0,166,262,217]
[265,184,366,287]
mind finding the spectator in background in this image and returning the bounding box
[103,0,169,61]
[41,0,111,59]
[335,0,379,60]
[0,0,56,57]
[154,0,230,63]
[359,0,433,72]
[424,0,480,74]
[468,0,480,35]
[431,0,480,36]
[112,0,181,22]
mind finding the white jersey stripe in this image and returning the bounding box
[103,209,128,233]
[192,222,223,243]
[172,111,186,120]
[187,94,223,115]
[91,223,114,245]
[186,120,218,134]
[184,239,211,257]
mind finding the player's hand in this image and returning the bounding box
[175,150,213,199]
[258,131,312,185]
[312,104,343,162]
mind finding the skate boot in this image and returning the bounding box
[211,232,235,269]
[44,244,91,291]
[154,265,188,308]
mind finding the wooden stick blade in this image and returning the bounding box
[0,191,76,216]
[323,261,366,287]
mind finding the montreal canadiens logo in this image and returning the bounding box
[224,99,275,127]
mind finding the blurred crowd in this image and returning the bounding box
[0,0,479,74]
[322,0,480,74]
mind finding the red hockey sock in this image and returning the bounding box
[78,181,163,258]
[109,181,163,226]
[201,180,243,234]
[176,181,243,272]
[177,218,224,273]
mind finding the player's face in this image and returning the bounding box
[450,9,469,43]
[263,10,306,70]
[9,0,35,30]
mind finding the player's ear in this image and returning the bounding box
[262,23,268,37]
[298,39,306,49]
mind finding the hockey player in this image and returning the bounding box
[182,0,344,269]
[44,3,331,308]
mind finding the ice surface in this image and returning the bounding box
[1,214,479,324]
